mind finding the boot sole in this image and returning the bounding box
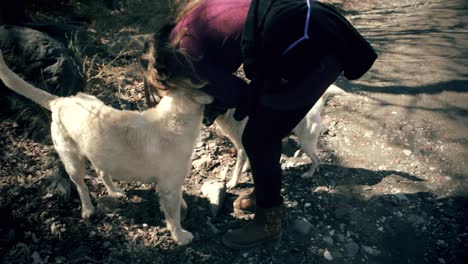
[221,233,282,250]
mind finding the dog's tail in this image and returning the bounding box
[0,52,58,111]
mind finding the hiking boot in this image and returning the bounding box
[222,205,285,249]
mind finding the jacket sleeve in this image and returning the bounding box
[196,61,249,109]
[241,0,260,80]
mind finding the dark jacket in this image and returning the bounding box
[241,0,378,81]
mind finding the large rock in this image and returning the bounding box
[201,180,226,217]
[0,25,85,139]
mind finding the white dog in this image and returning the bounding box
[214,84,346,189]
[0,52,213,245]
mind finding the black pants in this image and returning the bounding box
[242,54,343,208]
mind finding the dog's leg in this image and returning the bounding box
[299,140,320,178]
[96,170,125,198]
[159,185,193,245]
[59,153,95,218]
[302,152,320,178]
[242,159,250,173]
[227,148,247,189]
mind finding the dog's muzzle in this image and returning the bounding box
[203,105,228,126]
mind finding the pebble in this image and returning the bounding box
[323,236,334,246]
[50,223,59,236]
[436,240,448,248]
[394,193,409,203]
[403,149,412,156]
[292,217,314,235]
[324,250,333,261]
[31,251,42,264]
[407,214,426,225]
[335,233,346,243]
[344,242,360,257]
[192,157,213,171]
[362,245,381,256]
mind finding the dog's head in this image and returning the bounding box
[139,26,213,107]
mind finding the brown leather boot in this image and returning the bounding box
[222,205,285,249]
[233,188,256,213]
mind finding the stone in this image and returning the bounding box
[291,217,314,235]
[407,214,426,226]
[394,193,409,203]
[192,156,213,171]
[323,249,333,261]
[344,241,360,257]
[201,180,226,217]
[403,149,412,156]
[362,245,381,256]
[0,25,84,139]
[323,236,334,246]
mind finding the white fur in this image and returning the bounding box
[0,52,213,245]
[215,84,346,189]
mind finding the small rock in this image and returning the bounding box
[362,245,381,256]
[438,258,446,264]
[42,193,54,199]
[394,193,409,203]
[323,236,334,246]
[314,186,331,193]
[344,242,360,257]
[403,149,412,156]
[407,214,426,226]
[436,240,448,248]
[50,223,59,236]
[335,233,346,243]
[324,249,333,261]
[219,166,229,181]
[292,217,314,235]
[193,157,213,171]
[31,251,42,264]
[201,180,226,217]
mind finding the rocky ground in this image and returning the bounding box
[1,0,467,263]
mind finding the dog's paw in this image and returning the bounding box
[226,179,238,189]
[107,190,126,198]
[81,207,96,219]
[173,229,194,245]
[301,165,319,178]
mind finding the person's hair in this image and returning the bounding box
[140,0,206,97]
